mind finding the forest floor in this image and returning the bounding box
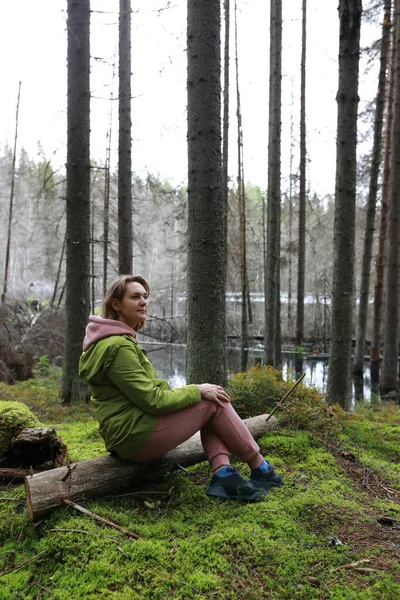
[0,371,399,600]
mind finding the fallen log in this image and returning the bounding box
[0,468,39,482]
[25,413,277,522]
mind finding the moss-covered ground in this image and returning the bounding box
[0,370,399,599]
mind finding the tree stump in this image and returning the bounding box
[7,427,65,467]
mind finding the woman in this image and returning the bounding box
[79,275,282,501]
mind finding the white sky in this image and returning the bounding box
[0,0,379,196]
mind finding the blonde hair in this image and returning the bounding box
[102,275,150,330]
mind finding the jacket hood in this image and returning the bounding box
[82,315,136,351]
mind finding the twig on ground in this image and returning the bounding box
[108,490,171,498]
[353,567,376,574]
[0,550,47,577]
[165,486,175,510]
[0,498,26,503]
[63,499,140,539]
[49,528,89,534]
[176,464,189,474]
[330,559,372,573]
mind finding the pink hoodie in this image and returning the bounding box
[82,315,136,351]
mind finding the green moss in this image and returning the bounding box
[0,400,40,455]
[339,404,400,487]
[54,420,106,461]
[0,382,400,598]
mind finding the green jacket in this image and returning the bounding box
[79,335,201,459]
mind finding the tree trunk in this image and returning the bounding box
[25,413,277,522]
[353,0,392,374]
[186,0,226,385]
[371,3,396,364]
[296,0,307,350]
[381,1,400,394]
[222,0,230,276]
[264,0,282,367]
[327,0,362,409]
[118,0,133,274]
[61,0,91,403]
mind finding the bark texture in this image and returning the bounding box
[61,0,91,402]
[186,0,226,385]
[264,0,282,367]
[381,1,400,394]
[25,413,277,521]
[353,0,391,374]
[327,0,362,408]
[118,0,133,274]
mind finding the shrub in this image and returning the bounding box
[33,355,53,378]
[228,365,347,438]
[228,365,285,418]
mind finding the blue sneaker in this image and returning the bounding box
[206,467,265,501]
[250,464,282,491]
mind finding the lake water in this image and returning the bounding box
[140,342,374,405]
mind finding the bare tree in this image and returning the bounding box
[2,82,21,304]
[327,0,362,408]
[103,61,116,295]
[186,0,226,385]
[235,0,249,372]
[118,0,133,274]
[353,0,392,374]
[296,0,307,351]
[287,92,295,337]
[61,0,91,403]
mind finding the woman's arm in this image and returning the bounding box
[106,343,201,415]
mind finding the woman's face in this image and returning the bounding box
[112,281,148,329]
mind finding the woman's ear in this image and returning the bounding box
[111,298,120,313]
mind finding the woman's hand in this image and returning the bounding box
[196,384,231,408]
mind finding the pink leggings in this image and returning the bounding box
[132,400,264,472]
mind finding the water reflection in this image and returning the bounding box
[141,342,373,403]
